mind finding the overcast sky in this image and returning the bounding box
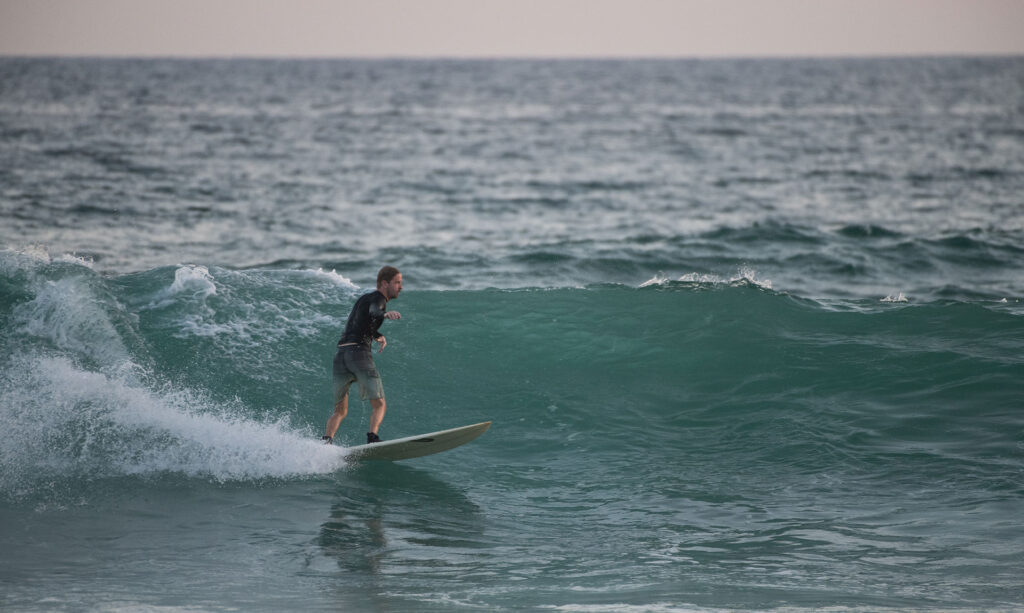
[1,0,1023,59]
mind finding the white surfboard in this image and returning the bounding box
[344,421,492,461]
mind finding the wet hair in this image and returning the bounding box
[377,266,401,287]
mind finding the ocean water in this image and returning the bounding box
[1,57,1023,612]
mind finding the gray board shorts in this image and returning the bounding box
[333,345,385,402]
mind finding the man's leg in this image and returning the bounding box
[325,394,348,439]
[368,397,386,436]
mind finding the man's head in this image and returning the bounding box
[377,266,402,300]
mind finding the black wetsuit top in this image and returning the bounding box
[338,290,388,349]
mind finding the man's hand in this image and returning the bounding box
[384,311,401,320]
[376,335,387,353]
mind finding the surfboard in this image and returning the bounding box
[344,421,492,461]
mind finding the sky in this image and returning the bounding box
[1,0,1023,59]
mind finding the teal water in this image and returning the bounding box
[2,57,1024,611]
[2,255,1022,611]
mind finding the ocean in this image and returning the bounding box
[1,57,1023,612]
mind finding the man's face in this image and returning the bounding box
[381,273,403,300]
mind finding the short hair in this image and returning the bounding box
[377,266,401,287]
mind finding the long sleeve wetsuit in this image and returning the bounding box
[338,290,388,349]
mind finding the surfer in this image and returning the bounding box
[322,266,403,445]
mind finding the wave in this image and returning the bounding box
[640,266,773,290]
[1,353,344,490]
[0,252,352,501]
[2,249,1022,503]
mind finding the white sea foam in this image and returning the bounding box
[168,264,217,298]
[733,266,773,290]
[0,259,346,491]
[677,272,724,284]
[881,291,909,303]
[5,251,130,369]
[0,354,347,493]
[142,265,218,312]
[54,253,96,268]
[641,268,773,291]
[310,267,359,289]
[12,276,131,367]
[154,267,341,345]
[639,272,672,287]
[1,245,95,272]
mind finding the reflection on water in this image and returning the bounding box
[318,462,489,611]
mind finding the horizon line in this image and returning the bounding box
[3,51,1023,62]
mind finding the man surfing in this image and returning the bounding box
[322,266,403,445]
